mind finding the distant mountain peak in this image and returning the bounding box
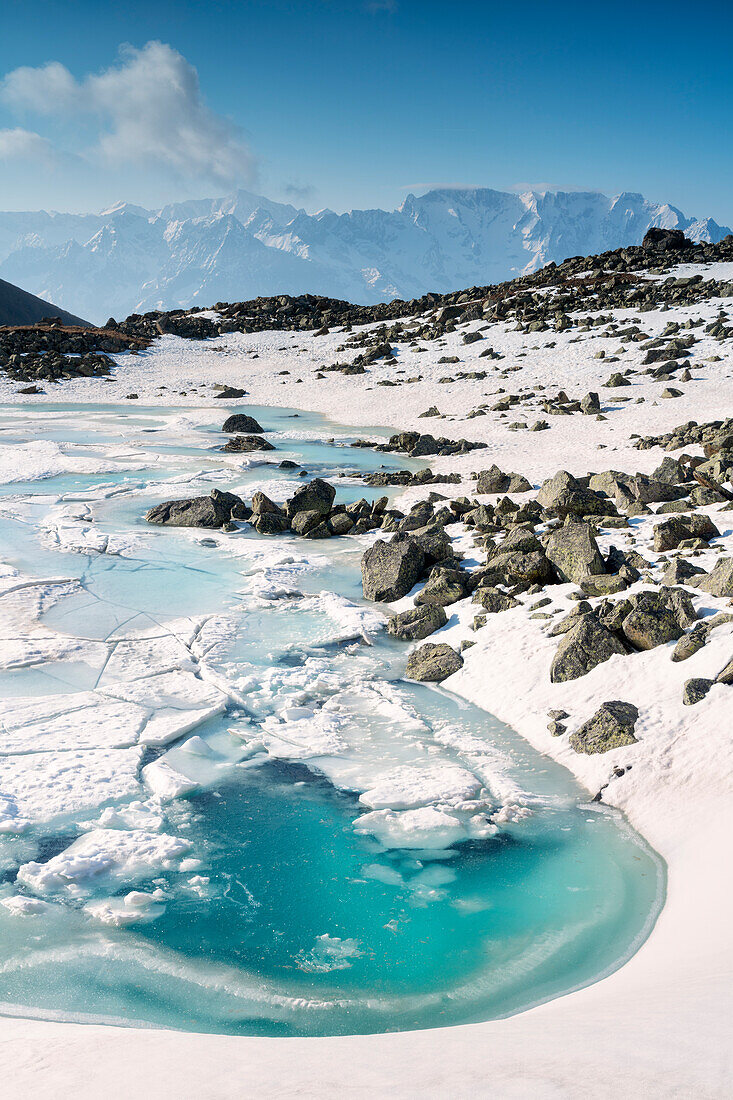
[0,187,729,323]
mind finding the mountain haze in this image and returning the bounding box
[0,188,729,324]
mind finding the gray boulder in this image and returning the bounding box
[536,470,611,518]
[287,478,336,519]
[695,558,733,597]
[620,591,685,650]
[328,513,354,535]
[251,491,283,515]
[290,510,324,536]
[550,614,627,682]
[683,678,713,705]
[661,558,704,586]
[472,587,520,613]
[252,512,290,535]
[362,537,425,602]
[146,488,246,529]
[489,548,554,586]
[387,604,448,641]
[405,642,463,682]
[570,701,639,754]
[545,522,606,584]
[415,567,467,607]
[653,514,719,552]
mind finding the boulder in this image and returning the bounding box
[405,642,463,682]
[287,478,336,519]
[620,591,685,650]
[290,510,323,536]
[252,512,290,535]
[545,522,606,584]
[362,537,425,602]
[661,558,704,586]
[683,678,713,705]
[221,413,264,433]
[387,604,448,641]
[536,470,610,518]
[472,587,520,613]
[476,466,532,494]
[328,513,354,535]
[489,549,554,586]
[550,614,627,682]
[146,488,246,529]
[695,558,733,597]
[415,567,468,607]
[569,701,639,754]
[653,514,719,552]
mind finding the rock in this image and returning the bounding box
[361,537,425,602]
[290,510,324,535]
[146,488,245,529]
[672,624,709,662]
[252,512,290,534]
[328,513,354,535]
[488,548,554,587]
[580,391,601,414]
[569,701,639,754]
[642,227,692,251]
[476,465,532,494]
[620,591,685,650]
[286,478,336,519]
[214,386,246,399]
[579,573,629,596]
[472,587,520,613]
[415,567,468,607]
[716,656,733,685]
[221,413,264,433]
[653,515,719,551]
[251,491,283,515]
[387,604,448,641]
[405,642,463,682]
[221,434,275,452]
[408,527,454,566]
[661,558,705,586]
[545,522,606,584]
[695,558,733,597]
[536,470,610,518]
[550,614,627,682]
[682,678,713,705]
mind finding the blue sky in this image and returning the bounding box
[0,0,731,224]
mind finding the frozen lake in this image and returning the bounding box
[0,403,663,1036]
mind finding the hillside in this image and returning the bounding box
[0,275,88,327]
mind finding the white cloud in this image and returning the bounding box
[0,127,55,162]
[1,42,255,186]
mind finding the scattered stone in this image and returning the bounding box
[682,678,713,705]
[550,615,627,682]
[387,605,448,641]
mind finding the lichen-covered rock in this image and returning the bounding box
[683,678,714,705]
[476,465,531,494]
[620,591,685,650]
[550,614,627,682]
[672,624,709,662]
[695,558,733,597]
[328,512,354,535]
[570,701,639,753]
[545,522,606,584]
[661,558,705,586]
[653,514,719,552]
[488,548,554,587]
[252,511,290,534]
[361,537,425,602]
[472,587,520,613]
[405,642,463,682]
[536,470,611,518]
[290,509,323,535]
[387,604,448,641]
[415,567,467,607]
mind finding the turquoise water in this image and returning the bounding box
[0,403,664,1036]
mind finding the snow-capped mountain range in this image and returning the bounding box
[0,187,729,324]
